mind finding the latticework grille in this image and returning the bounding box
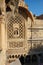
[7,14,25,39]
[6,13,26,49]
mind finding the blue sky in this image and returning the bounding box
[25,0,43,16]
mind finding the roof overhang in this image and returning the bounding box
[19,6,34,21]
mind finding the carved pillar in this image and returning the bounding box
[0,0,6,65]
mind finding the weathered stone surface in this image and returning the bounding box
[0,0,43,65]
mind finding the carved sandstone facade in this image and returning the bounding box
[0,0,43,65]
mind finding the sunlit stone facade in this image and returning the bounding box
[0,0,43,65]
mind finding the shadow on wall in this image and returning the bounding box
[28,43,43,54]
[5,0,10,4]
[19,44,43,65]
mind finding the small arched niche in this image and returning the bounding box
[6,6,12,12]
[5,0,12,12]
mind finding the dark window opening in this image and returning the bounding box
[6,6,11,12]
[40,55,43,63]
[5,0,10,4]
[32,55,37,63]
[25,55,31,63]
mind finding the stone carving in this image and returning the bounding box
[7,0,19,13]
[0,0,5,16]
[7,14,25,39]
[8,42,23,48]
[7,13,25,49]
[0,7,4,16]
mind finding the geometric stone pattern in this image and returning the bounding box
[7,14,25,39]
[7,13,25,49]
[8,41,23,48]
[27,19,43,53]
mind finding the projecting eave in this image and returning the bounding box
[19,6,34,21]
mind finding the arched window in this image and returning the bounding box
[32,55,38,63]
[6,6,11,12]
[25,55,31,64]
